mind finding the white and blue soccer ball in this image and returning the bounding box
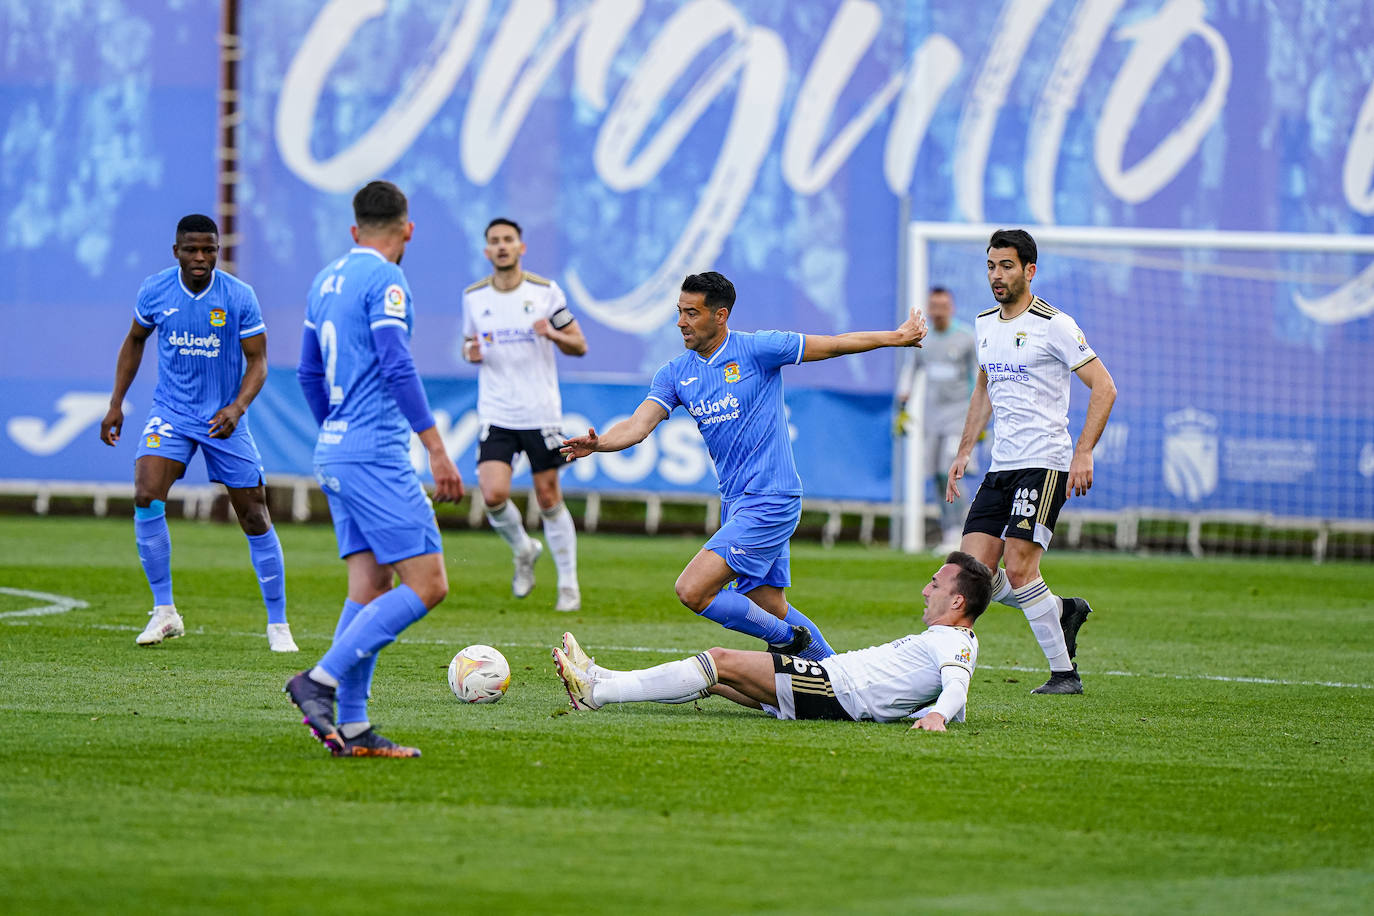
[448,645,511,704]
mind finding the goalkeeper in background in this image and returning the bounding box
[896,286,979,552]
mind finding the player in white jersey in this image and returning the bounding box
[896,286,979,551]
[551,552,992,732]
[947,229,1118,695]
[462,218,587,611]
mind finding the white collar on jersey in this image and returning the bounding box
[695,329,732,364]
[349,246,388,261]
[177,269,217,300]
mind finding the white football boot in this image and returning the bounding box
[136,605,185,646]
[554,586,581,613]
[266,623,299,653]
[512,540,543,598]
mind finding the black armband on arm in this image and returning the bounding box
[549,307,575,330]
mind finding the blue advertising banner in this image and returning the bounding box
[2,1,1373,518]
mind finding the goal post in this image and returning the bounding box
[900,223,1374,555]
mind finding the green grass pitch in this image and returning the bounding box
[1,516,1370,914]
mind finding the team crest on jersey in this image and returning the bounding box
[523,301,534,313]
[723,362,741,383]
[955,646,971,665]
[1014,331,1028,348]
[384,284,406,318]
[145,433,162,448]
[208,308,227,327]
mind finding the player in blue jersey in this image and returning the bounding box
[286,180,465,759]
[100,214,297,653]
[562,272,926,659]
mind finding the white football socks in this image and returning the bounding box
[991,568,1021,608]
[540,502,579,590]
[1015,577,1072,671]
[590,653,718,706]
[486,500,534,556]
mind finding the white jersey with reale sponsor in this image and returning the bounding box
[462,271,571,429]
[821,625,978,723]
[976,296,1096,472]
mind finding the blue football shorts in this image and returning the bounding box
[134,405,264,489]
[703,493,800,593]
[315,460,442,565]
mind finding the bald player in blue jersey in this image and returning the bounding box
[100,214,297,653]
[563,272,926,660]
[285,180,465,759]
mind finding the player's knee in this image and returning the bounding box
[483,491,510,510]
[237,505,271,536]
[674,576,711,614]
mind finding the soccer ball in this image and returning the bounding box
[448,645,511,704]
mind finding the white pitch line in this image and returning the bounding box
[7,615,1371,691]
[0,587,89,619]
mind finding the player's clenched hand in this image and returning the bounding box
[896,306,927,348]
[946,455,968,503]
[100,405,123,446]
[532,318,552,338]
[463,339,483,363]
[561,428,599,461]
[208,404,244,439]
[429,450,465,503]
[910,712,947,732]
[1067,450,1094,498]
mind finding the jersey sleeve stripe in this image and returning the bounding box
[133,306,155,328]
[370,318,408,331]
[1069,354,1098,372]
[938,661,973,674]
[792,334,805,364]
[646,395,674,413]
[239,322,266,337]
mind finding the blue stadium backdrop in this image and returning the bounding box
[1,0,1371,519]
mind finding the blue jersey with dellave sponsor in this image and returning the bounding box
[647,329,805,499]
[304,247,417,465]
[133,267,265,423]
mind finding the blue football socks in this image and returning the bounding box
[133,500,173,606]
[332,599,377,725]
[317,584,429,682]
[245,528,287,625]
[697,589,794,645]
[784,604,836,659]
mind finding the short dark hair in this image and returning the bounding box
[176,214,218,237]
[485,217,522,239]
[681,271,736,314]
[929,285,952,298]
[987,229,1037,267]
[353,180,409,230]
[944,551,993,623]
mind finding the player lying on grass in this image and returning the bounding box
[552,552,992,731]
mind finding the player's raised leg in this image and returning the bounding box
[132,455,185,646]
[676,549,800,649]
[1002,538,1080,694]
[226,483,296,652]
[534,467,580,612]
[479,458,542,598]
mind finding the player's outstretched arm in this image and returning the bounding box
[209,333,268,439]
[1067,358,1117,498]
[561,400,669,460]
[946,371,991,502]
[910,665,970,733]
[101,320,153,446]
[801,307,927,362]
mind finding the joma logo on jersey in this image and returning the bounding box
[723,362,740,383]
[208,308,227,327]
[1011,487,1039,517]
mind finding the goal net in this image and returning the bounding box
[900,223,1374,559]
